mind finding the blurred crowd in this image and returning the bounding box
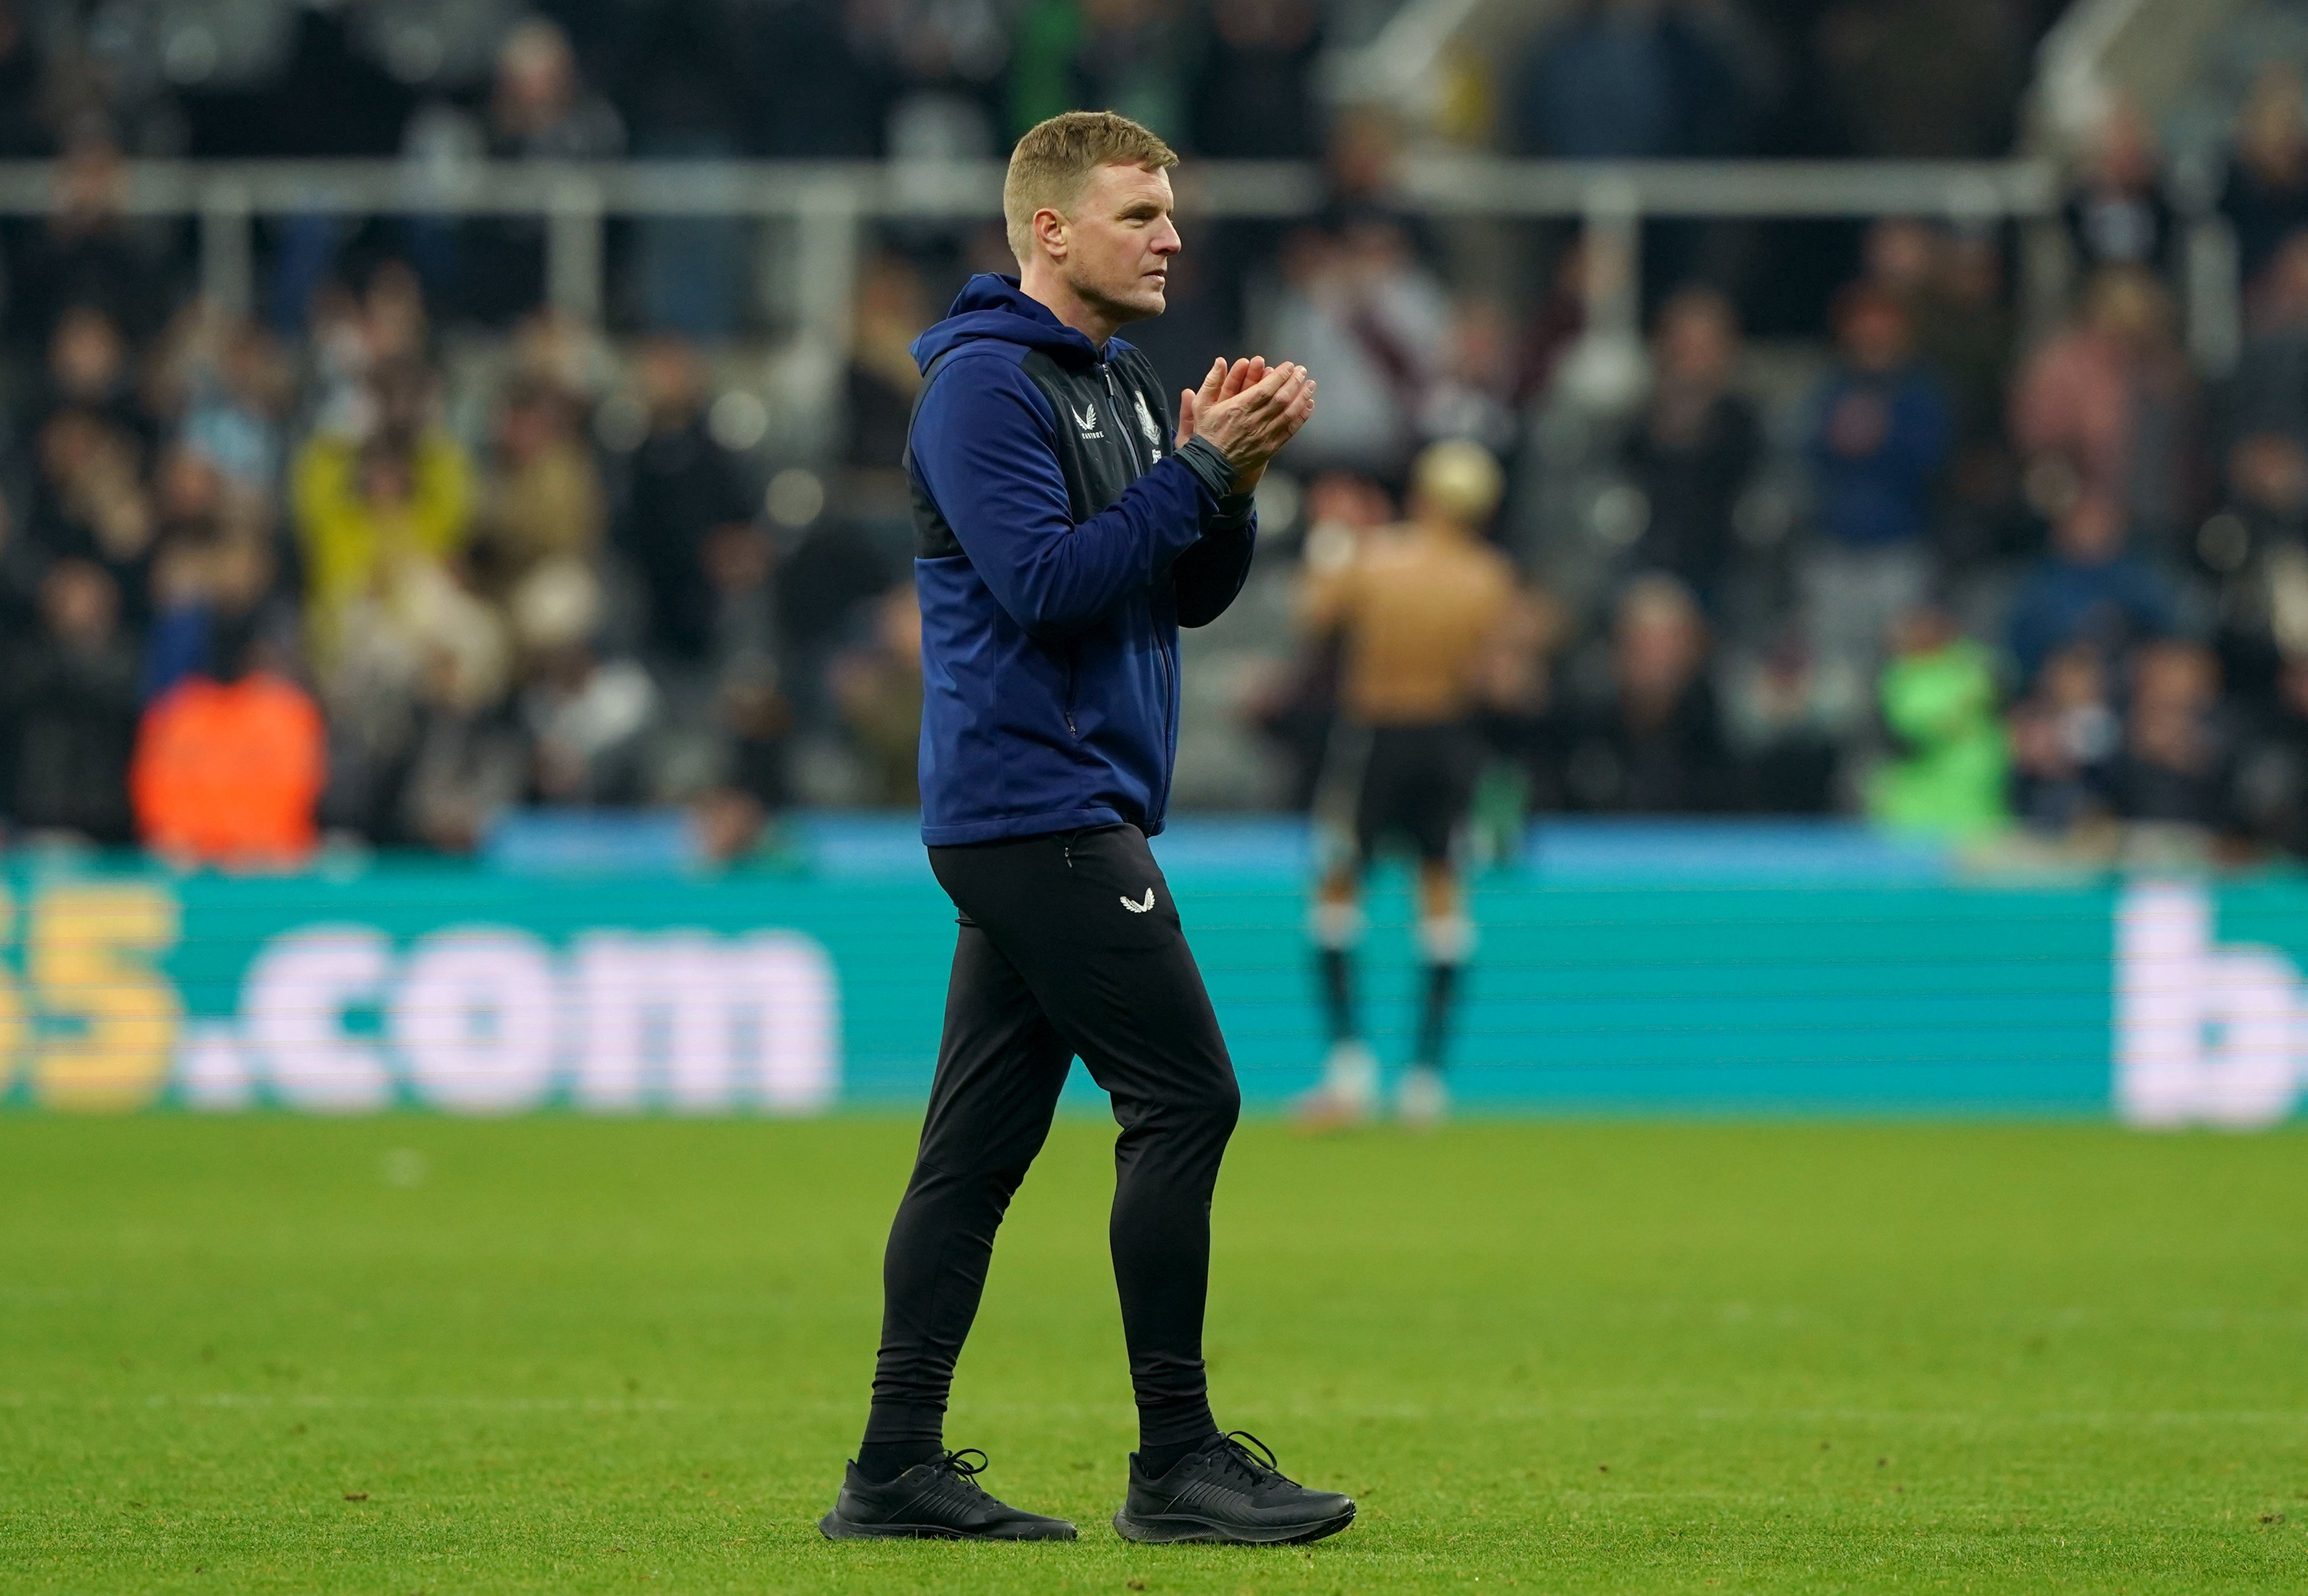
[0,0,2062,168]
[4,1,2308,869]
[0,269,814,861]
[1241,65,2308,870]
[0,0,2066,339]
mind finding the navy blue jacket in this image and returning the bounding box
[1803,362,1953,549]
[908,276,1255,845]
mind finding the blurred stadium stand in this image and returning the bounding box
[3,0,2308,878]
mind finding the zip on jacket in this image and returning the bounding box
[1103,360,1181,818]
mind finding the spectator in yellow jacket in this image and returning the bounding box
[291,357,473,667]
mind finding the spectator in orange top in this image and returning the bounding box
[131,619,326,867]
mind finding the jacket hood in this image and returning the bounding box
[910,274,1123,374]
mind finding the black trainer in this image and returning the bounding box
[818,1449,1077,1540]
[1113,1431,1356,1545]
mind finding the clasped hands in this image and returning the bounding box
[1175,356,1317,494]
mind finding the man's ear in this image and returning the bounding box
[1032,206,1068,262]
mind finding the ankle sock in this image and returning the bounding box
[1415,958,1460,1070]
[856,1440,941,1483]
[1136,1430,1222,1480]
[1317,945,1355,1043]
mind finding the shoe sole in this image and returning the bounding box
[819,1511,1077,1541]
[1111,1505,1356,1546]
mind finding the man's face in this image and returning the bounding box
[1840,301,1909,372]
[1051,163,1182,324]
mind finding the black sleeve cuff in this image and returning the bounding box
[1174,435,1237,501]
[1208,491,1255,533]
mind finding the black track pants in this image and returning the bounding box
[864,823,1241,1451]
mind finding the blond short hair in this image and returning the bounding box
[1003,110,1178,264]
[1411,440,1505,526]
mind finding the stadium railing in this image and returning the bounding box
[0,155,2243,372]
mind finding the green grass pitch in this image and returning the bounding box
[3,1115,2303,1593]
